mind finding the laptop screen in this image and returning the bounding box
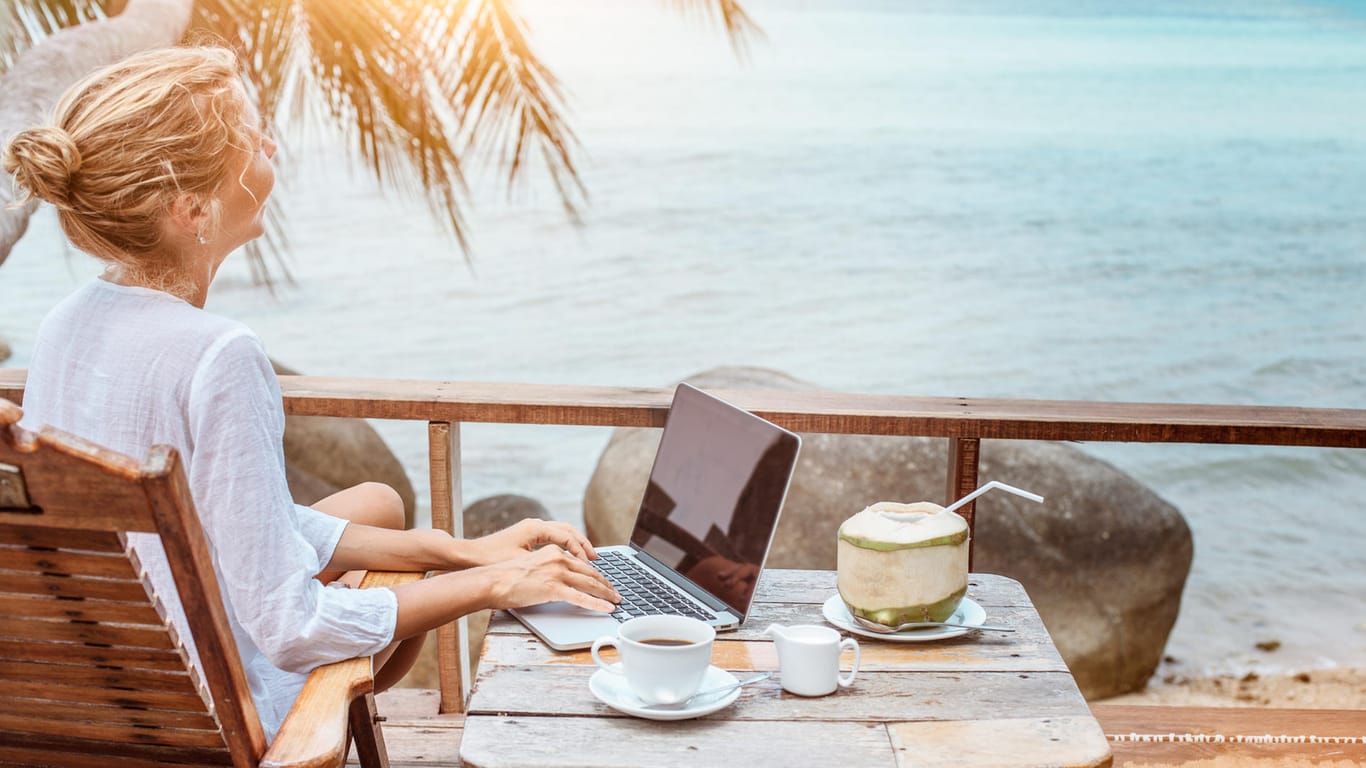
[629,384,800,617]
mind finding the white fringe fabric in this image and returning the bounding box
[1108,733,1365,744]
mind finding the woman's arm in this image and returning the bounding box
[323,517,605,573]
[187,334,398,671]
[325,519,621,636]
[387,545,620,637]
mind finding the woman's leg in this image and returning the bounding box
[372,631,427,692]
[311,481,406,586]
[310,481,425,691]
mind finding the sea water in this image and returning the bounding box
[2,0,1364,682]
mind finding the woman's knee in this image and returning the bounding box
[315,481,406,530]
[357,482,406,530]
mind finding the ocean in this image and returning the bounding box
[2,0,1363,683]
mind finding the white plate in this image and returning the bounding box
[589,664,741,721]
[822,594,987,642]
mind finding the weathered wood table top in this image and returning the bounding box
[458,570,1112,768]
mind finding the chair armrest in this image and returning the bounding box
[260,570,426,768]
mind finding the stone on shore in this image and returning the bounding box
[270,359,418,526]
[464,494,553,538]
[582,367,1193,700]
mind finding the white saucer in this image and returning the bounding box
[822,594,987,642]
[589,664,741,721]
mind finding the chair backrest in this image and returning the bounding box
[0,398,266,768]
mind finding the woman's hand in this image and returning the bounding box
[480,545,620,613]
[472,518,600,565]
[390,544,620,638]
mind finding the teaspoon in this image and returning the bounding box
[640,672,771,710]
[851,614,1014,634]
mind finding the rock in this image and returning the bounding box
[400,494,553,690]
[269,359,417,527]
[0,335,11,363]
[582,366,1193,700]
[972,439,1192,700]
[464,494,552,538]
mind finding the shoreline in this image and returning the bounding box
[1099,667,1366,710]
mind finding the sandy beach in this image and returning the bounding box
[1101,668,1366,710]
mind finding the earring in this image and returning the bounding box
[197,232,207,245]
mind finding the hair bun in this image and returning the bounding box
[2,126,83,208]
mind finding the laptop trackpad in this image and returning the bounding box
[511,602,619,651]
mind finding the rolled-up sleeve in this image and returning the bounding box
[295,503,347,567]
[186,331,397,672]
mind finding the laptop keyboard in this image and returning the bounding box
[592,550,714,623]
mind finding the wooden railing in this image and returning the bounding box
[2,368,1364,715]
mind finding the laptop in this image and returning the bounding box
[510,382,801,651]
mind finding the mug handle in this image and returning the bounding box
[837,636,860,687]
[590,636,623,673]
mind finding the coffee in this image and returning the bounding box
[591,615,717,705]
[639,637,694,647]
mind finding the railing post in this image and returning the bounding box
[428,421,471,714]
[946,437,981,570]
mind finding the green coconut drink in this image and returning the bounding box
[837,501,969,626]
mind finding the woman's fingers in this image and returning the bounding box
[548,557,620,613]
[555,547,620,602]
[488,546,619,612]
[558,587,617,614]
[537,521,598,560]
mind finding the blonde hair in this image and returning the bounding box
[2,46,254,285]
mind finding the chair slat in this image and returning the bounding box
[0,658,204,698]
[0,429,158,532]
[0,545,144,579]
[0,526,124,553]
[4,678,209,712]
[0,712,226,749]
[0,639,187,671]
[0,592,164,625]
[0,570,153,601]
[0,615,176,649]
[0,743,218,768]
[0,730,233,766]
[0,695,218,731]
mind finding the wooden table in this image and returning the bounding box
[458,570,1112,768]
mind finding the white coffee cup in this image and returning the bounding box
[765,623,860,697]
[590,615,716,705]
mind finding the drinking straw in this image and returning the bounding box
[878,481,1043,522]
[942,480,1044,515]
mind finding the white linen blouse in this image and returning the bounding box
[19,278,398,741]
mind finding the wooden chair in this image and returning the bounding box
[0,398,421,768]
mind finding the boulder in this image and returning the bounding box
[0,335,10,364]
[582,367,1193,700]
[463,494,553,538]
[270,359,417,526]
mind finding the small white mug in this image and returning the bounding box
[766,623,860,697]
[590,615,715,705]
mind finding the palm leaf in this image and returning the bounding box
[2,0,760,283]
[667,0,764,58]
[445,0,585,218]
[0,0,104,69]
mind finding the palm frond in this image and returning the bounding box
[3,0,760,283]
[0,0,105,71]
[666,0,764,59]
[193,0,477,258]
[445,0,585,219]
[195,0,595,264]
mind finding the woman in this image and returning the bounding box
[2,46,619,740]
